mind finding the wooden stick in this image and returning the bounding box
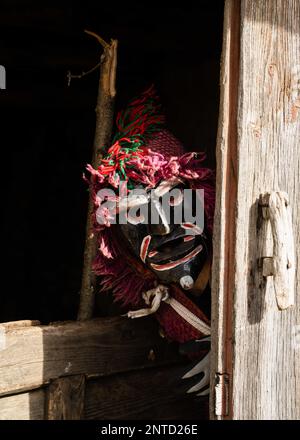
[77,32,118,321]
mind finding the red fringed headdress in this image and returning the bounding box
[86,85,215,343]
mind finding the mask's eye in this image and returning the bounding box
[168,189,183,206]
[127,208,145,225]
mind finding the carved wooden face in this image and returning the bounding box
[118,178,209,290]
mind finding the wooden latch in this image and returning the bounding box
[259,191,295,310]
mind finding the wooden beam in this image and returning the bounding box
[0,364,208,420]
[0,317,181,397]
[0,389,45,420]
[0,320,40,330]
[84,365,208,420]
[46,375,85,420]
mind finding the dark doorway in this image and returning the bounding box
[0,1,223,323]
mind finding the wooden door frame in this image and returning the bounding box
[210,0,240,420]
[211,0,300,420]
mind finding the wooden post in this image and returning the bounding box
[77,33,118,321]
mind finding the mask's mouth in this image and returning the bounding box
[146,233,204,270]
[148,235,196,262]
[138,224,206,267]
[149,243,203,271]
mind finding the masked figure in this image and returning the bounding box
[87,86,215,396]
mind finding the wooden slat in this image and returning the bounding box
[84,365,208,420]
[0,389,45,420]
[0,317,180,397]
[46,375,85,420]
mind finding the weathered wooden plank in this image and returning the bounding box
[84,365,208,420]
[210,0,240,419]
[46,375,85,420]
[0,364,208,420]
[232,0,299,419]
[0,320,40,330]
[0,317,180,397]
[0,389,45,420]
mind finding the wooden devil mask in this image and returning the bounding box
[118,173,210,290]
[87,85,215,295]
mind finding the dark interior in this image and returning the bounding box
[0,1,224,324]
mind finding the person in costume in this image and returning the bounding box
[86,85,215,396]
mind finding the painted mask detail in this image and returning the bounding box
[118,179,209,289]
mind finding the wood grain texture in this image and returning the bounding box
[84,365,208,420]
[46,375,85,420]
[232,0,300,419]
[0,389,45,420]
[0,317,180,397]
[0,364,208,420]
[210,0,240,419]
[0,320,40,330]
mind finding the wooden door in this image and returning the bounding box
[211,0,300,420]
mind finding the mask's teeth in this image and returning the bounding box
[148,249,158,258]
[182,223,203,235]
[183,235,195,242]
[140,235,151,263]
[150,244,203,271]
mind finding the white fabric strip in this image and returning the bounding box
[126,285,211,336]
[163,297,211,336]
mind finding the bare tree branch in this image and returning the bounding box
[67,62,101,86]
[77,32,118,321]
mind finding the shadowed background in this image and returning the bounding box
[0,1,223,323]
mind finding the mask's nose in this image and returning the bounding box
[149,199,170,236]
[149,223,170,236]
